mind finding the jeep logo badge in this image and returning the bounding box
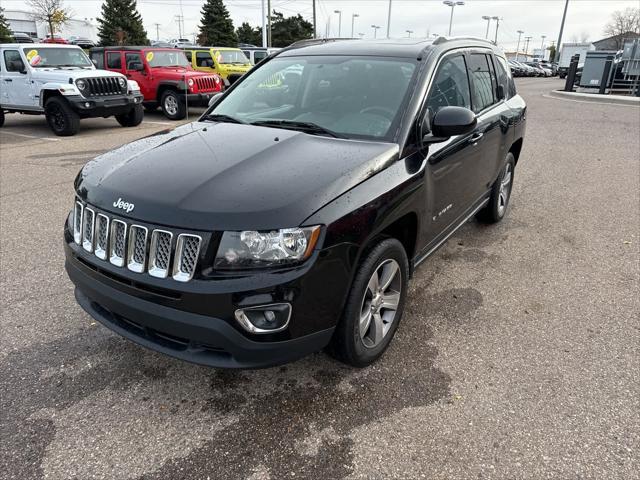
[113,197,135,213]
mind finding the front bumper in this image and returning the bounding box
[67,93,144,117]
[186,92,217,107]
[64,226,351,368]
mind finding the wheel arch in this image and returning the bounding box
[40,88,64,108]
[509,137,524,165]
[157,81,185,101]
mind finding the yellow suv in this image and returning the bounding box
[183,47,252,86]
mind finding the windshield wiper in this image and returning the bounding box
[250,120,344,138]
[203,113,246,124]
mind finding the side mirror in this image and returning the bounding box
[10,60,27,74]
[496,84,505,101]
[424,106,477,142]
[208,92,222,107]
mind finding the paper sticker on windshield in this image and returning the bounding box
[26,49,39,62]
[146,51,154,62]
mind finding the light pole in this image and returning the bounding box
[443,1,465,36]
[524,36,532,60]
[371,25,381,39]
[482,16,491,39]
[406,29,413,38]
[492,16,500,44]
[358,32,365,38]
[541,35,546,50]
[555,0,569,63]
[334,10,342,37]
[516,30,524,61]
[351,13,359,38]
[386,0,393,38]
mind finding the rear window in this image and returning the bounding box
[90,51,104,69]
[107,51,121,69]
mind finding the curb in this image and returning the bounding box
[548,90,640,106]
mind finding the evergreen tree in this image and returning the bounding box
[236,22,261,46]
[270,11,313,48]
[198,0,237,47]
[0,7,14,43]
[97,0,148,46]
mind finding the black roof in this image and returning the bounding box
[90,46,176,52]
[278,36,497,58]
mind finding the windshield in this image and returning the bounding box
[208,56,417,141]
[218,50,250,64]
[23,47,91,68]
[147,50,190,68]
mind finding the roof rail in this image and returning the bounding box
[432,35,494,45]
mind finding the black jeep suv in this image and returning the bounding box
[64,37,526,368]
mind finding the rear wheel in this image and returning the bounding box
[115,104,144,127]
[328,238,408,367]
[45,97,80,136]
[160,90,186,120]
[477,153,515,223]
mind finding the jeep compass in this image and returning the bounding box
[64,37,526,368]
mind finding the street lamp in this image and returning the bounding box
[482,16,491,39]
[516,30,524,61]
[541,35,546,50]
[371,25,381,39]
[351,13,359,38]
[358,32,365,38]
[443,1,464,36]
[492,16,500,44]
[334,10,342,37]
[406,29,414,38]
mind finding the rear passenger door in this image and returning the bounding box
[466,51,510,190]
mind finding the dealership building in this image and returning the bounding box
[4,9,97,41]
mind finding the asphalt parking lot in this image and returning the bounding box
[1,78,638,480]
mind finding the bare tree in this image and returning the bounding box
[27,0,71,38]
[604,7,640,48]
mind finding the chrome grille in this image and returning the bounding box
[95,214,109,260]
[72,200,202,282]
[73,201,83,244]
[149,230,173,279]
[173,234,202,282]
[109,219,127,267]
[82,208,95,252]
[127,225,148,273]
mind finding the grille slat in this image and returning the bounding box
[84,77,126,97]
[73,200,201,282]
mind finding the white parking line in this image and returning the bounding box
[542,93,639,108]
[0,131,61,142]
[143,121,174,126]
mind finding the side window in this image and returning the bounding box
[468,53,495,112]
[90,51,104,69]
[426,55,471,112]
[494,55,516,99]
[184,50,192,62]
[4,50,25,72]
[106,52,122,69]
[196,51,214,68]
[125,53,142,70]
[254,51,268,63]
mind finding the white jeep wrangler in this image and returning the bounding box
[0,43,144,136]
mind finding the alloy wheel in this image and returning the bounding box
[164,95,178,116]
[359,258,402,348]
[498,163,512,216]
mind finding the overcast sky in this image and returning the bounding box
[1,0,637,50]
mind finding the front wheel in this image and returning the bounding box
[45,97,80,136]
[160,90,186,120]
[115,104,144,127]
[328,238,409,367]
[477,153,515,223]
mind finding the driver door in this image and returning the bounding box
[1,49,35,108]
[124,52,150,99]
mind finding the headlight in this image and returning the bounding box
[214,226,321,270]
[76,79,86,90]
[188,78,194,87]
[118,77,126,88]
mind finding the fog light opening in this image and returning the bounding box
[234,303,291,334]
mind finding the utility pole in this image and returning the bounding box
[524,36,532,60]
[312,0,317,39]
[493,16,500,45]
[516,30,524,61]
[175,16,183,39]
[351,13,359,38]
[262,0,267,47]
[555,0,569,63]
[267,0,271,46]
[154,23,161,41]
[386,0,392,38]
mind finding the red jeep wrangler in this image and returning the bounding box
[90,47,222,120]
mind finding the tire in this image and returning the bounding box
[160,90,186,120]
[115,104,144,127]
[0,110,4,127]
[477,152,515,224]
[328,238,409,367]
[45,97,80,136]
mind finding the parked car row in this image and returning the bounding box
[8,32,96,48]
[508,59,555,77]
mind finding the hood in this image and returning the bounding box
[32,68,124,82]
[157,67,215,79]
[76,122,399,231]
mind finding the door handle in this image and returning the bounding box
[469,132,484,144]
[3,78,12,82]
